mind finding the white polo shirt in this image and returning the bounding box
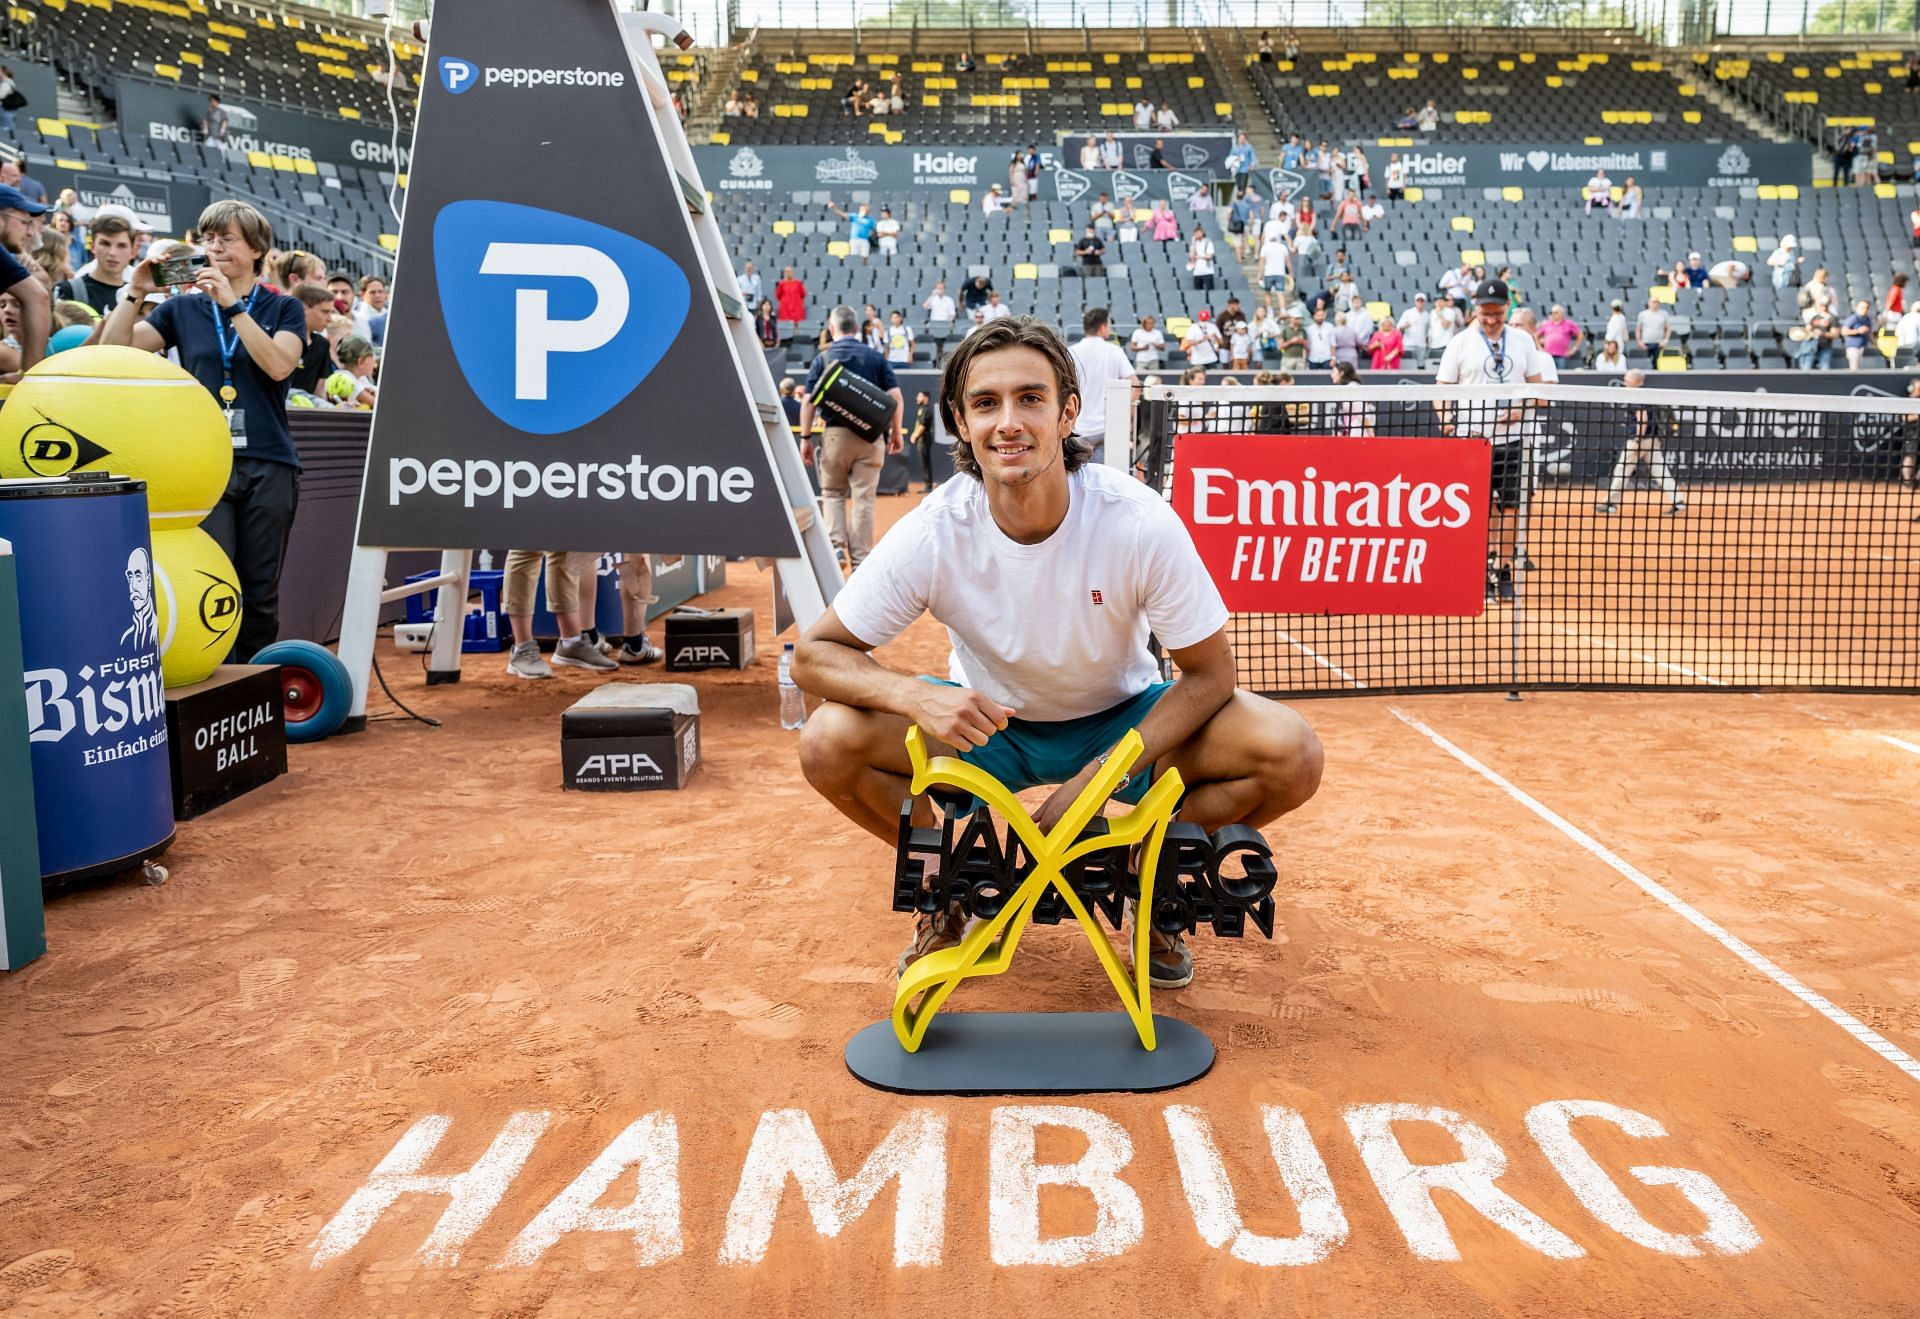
[1067,334,1137,444]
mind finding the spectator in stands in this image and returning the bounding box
[104,200,302,660]
[287,285,336,396]
[1226,134,1258,192]
[1292,223,1322,283]
[1539,305,1584,364]
[983,183,1012,220]
[955,50,976,72]
[1602,298,1628,349]
[275,250,324,291]
[1303,304,1335,370]
[1802,266,1835,314]
[862,314,886,354]
[1331,309,1365,368]
[1258,32,1275,61]
[1682,251,1709,289]
[723,90,743,116]
[1258,222,1291,293]
[1186,183,1213,216]
[1438,258,1472,310]
[1842,299,1875,369]
[755,297,780,349]
[1148,139,1169,169]
[887,74,906,115]
[1078,137,1100,170]
[884,309,915,366]
[962,274,993,312]
[1276,313,1308,370]
[1584,167,1612,216]
[1328,147,1349,203]
[1417,100,1438,132]
[0,187,49,377]
[1896,300,1920,350]
[1593,339,1627,374]
[30,226,68,289]
[1091,193,1117,241]
[1155,101,1178,130]
[1280,133,1304,172]
[1662,257,1690,291]
[1188,225,1217,291]
[1397,292,1431,368]
[1332,362,1375,435]
[1907,51,1920,92]
[1366,312,1402,370]
[779,378,803,434]
[1395,107,1419,130]
[1343,293,1374,346]
[1428,293,1461,360]
[981,290,1011,323]
[1101,132,1123,169]
[1284,31,1301,60]
[1134,98,1154,129]
[1854,128,1880,186]
[1225,188,1256,260]
[776,264,806,328]
[1182,309,1223,368]
[742,91,760,118]
[351,275,387,343]
[1073,223,1107,276]
[1332,191,1365,240]
[1767,234,1800,288]
[326,272,355,314]
[49,209,82,269]
[924,279,957,325]
[1228,317,1253,369]
[1887,272,1911,326]
[0,65,19,136]
[1634,293,1672,356]
[826,199,878,267]
[1068,307,1137,464]
[1130,314,1165,369]
[1149,199,1180,242]
[1910,203,1920,247]
[1617,175,1643,220]
[800,304,902,572]
[1009,152,1032,205]
[738,259,763,304]
[1360,194,1385,224]
[202,94,229,146]
[0,160,45,209]
[1794,304,1837,370]
[1707,257,1751,289]
[331,335,378,408]
[1251,298,1282,357]
[873,207,902,261]
[55,213,134,318]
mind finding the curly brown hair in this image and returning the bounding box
[938,315,1094,481]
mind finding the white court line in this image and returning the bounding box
[1876,733,1920,758]
[1275,629,1367,690]
[1390,707,1920,1087]
[1548,623,1728,686]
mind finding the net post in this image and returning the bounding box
[1507,430,1534,702]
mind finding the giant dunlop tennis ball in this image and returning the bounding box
[0,346,232,529]
[153,525,243,688]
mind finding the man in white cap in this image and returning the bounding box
[1433,276,1547,602]
[1397,291,1431,368]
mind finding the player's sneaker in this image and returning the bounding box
[1496,564,1514,602]
[617,635,663,665]
[1663,500,1686,516]
[897,902,969,977]
[552,636,618,672]
[505,640,552,680]
[1595,500,1620,514]
[1124,898,1195,989]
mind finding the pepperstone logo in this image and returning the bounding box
[439,57,478,94]
[436,59,627,93]
[815,148,880,184]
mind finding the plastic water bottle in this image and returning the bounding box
[778,643,806,730]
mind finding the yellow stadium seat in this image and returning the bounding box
[709,130,730,145]
[1095,76,1111,88]
[35,118,66,138]
[1546,76,1563,88]
[1461,247,1485,264]
[379,234,399,251]
[53,157,82,171]
[949,189,970,204]
[1166,317,1192,338]
[1403,186,1423,202]
[1104,52,1120,63]
[1732,235,1758,252]
[1433,52,1449,63]
[180,51,203,66]
[828,241,850,259]
[1656,353,1687,371]
[1126,76,1142,89]
[921,95,940,107]
[1048,228,1071,243]
[1501,185,1523,202]
[885,131,903,144]
[1651,285,1676,305]
[1866,82,1883,93]
[1462,68,1480,80]
[1215,102,1232,116]
[772,220,795,236]
[1878,331,1899,360]
[1756,184,1780,200]
[338,106,360,120]
[1014,263,1038,281]
[1777,184,1800,199]
[1366,300,1391,322]
[1876,181,1898,198]
[868,121,888,134]
[1450,216,1474,232]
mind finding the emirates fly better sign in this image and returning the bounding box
[1170,435,1492,616]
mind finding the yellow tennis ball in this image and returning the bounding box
[153,525,243,688]
[0,345,232,530]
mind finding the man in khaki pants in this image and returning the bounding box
[799,305,904,571]
[502,551,618,679]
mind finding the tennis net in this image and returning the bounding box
[1120,380,1920,697]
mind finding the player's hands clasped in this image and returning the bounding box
[911,685,1013,750]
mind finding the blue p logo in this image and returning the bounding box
[434,201,690,435]
[439,57,478,94]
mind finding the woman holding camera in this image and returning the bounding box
[101,200,307,662]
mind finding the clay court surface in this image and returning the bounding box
[4,496,1920,1317]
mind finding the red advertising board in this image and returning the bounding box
[1169,434,1492,616]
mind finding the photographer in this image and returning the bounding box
[101,200,306,661]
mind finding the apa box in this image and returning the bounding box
[560,683,701,792]
[164,664,287,819]
[664,607,756,671]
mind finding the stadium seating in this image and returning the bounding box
[1247,44,1746,144]
[1707,47,1913,177]
[712,49,1234,146]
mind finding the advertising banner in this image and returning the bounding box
[1170,433,1492,616]
[693,144,1214,201]
[35,164,206,235]
[1363,141,1812,191]
[1055,130,1237,173]
[113,76,411,172]
[354,0,800,556]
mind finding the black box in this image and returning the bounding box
[164,664,288,819]
[664,607,756,671]
[561,683,701,791]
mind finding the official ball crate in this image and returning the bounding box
[663,607,755,672]
[560,683,701,791]
[163,664,287,819]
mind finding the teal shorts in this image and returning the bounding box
[920,678,1174,808]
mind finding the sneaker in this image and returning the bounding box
[584,628,616,657]
[617,635,663,665]
[1124,899,1194,989]
[505,640,552,680]
[1663,500,1686,516]
[552,635,618,672]
[897,902,969,977]
[1496,564,1514,602]
[1595,500,1620,514]
[1484,569,1500,602]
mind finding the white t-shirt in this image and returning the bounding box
[981,301,1012,323]
[1434,325,1546,442]
[1190,237,1217,276]
[1429,303,1461,347]
[1398,304,1429,348]
[1259,236,1291,278]
[1183,323,1222,366]
[1585,173,1611,201]
[1385,159,1407,189]
[1604,311,1628,346]
[1068,334,1137,442]
[833,464,1228,721]
[924,292,956,322]
[885,322,915,364]
[876,217,901,249]
[1229,328,1253,361]
[1708,259,1750,286]
[1129,326,1165,364]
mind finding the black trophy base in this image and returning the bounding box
[844,1012,1214,1095]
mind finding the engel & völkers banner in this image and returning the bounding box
[1170,434,1492,617]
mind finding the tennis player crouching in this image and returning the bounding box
[793,316,1323,989]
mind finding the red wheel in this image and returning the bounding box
[252,640,352,742]
[280,666,324,723]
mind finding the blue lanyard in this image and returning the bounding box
[1478,326,1511,379]
[210,286,259,397]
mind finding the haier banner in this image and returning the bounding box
[1372,141,1812,190]
[113,76,412,172]
[354,0,799,555]
[694,144,1215,201]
